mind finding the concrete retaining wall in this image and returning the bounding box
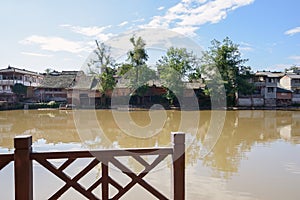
[237,98,264,107]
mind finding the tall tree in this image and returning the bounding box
[88,40,116,105]
[201,37,253,106]
[127,35,149,85]
[156,47,200,104]
[122,36,156,104]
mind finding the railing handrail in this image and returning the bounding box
[30,147,173,159]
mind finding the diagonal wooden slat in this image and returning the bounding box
[108,176,123,192]
[72,159,100,182]
[132,155,150,168]
[135,176,168,200]
[58,158,75,171]
[0,161,11,171]
[110,154,169,200]
[87,177,102,193]
[51,158,100,200]
[0,154,14,171]
[35,157,99,200]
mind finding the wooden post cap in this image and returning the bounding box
[14,135,32,149]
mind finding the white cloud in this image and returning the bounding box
[240,41,252,46]
[21,52,53,57]
[171,26,198,36]
[284,27,300,36]
[157,6,165,11]
[60,24,114,41]
[118,21,128,27]
[143,0,255,36]
[133,18,145,23]
[289,55,300,62]
[239,42,254,52]
[240,46,253,52]
[272,64,294,71]
[20,35,89,53]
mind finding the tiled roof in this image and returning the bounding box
[38,74,76,88]
[72,75,95,90]
[0,66,41,76]
[255,71,285,78]
[277,87,292,93]
[285,74,300,79]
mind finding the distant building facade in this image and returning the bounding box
[34,71,77,102]
[67,71,102,107]
[280,74,300,104]
[237,71,291,107]
[3,65,300,108]
[0,66,43,102]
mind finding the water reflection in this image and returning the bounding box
[1,110,300,170]
[0,110,80,151]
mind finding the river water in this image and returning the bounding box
[0,109,299,199]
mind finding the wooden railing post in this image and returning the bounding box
[172,132,185,200]
[14,135,33,200]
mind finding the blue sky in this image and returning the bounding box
[0,0,299,73]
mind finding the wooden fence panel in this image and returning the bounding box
[0,132,185,200]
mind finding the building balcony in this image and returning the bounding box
[265,82,278,87]
[292,94,300,98]
[254,82,266,87]
[291,83,300,87]
[265,93,276,99]
[0,79,39,87]
[0,90,13,94]
[0,80,14,85]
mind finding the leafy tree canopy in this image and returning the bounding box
[12,83,27,97]
[156,47,200,103]
[201,37,253,106]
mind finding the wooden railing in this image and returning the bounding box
[0,133,185,200]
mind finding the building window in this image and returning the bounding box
[294,79,300,84]
[267,87,274,93]
[253,88,261,94]
[268,78,276,83]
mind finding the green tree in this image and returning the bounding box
[127,35,149,84]
[12,83,27,100]
[122,36,156,104]
[44,68,53,75]
[201,37,253,106]
[285,65,299,73]
[88,40,116,105]
[156,47,200,104]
